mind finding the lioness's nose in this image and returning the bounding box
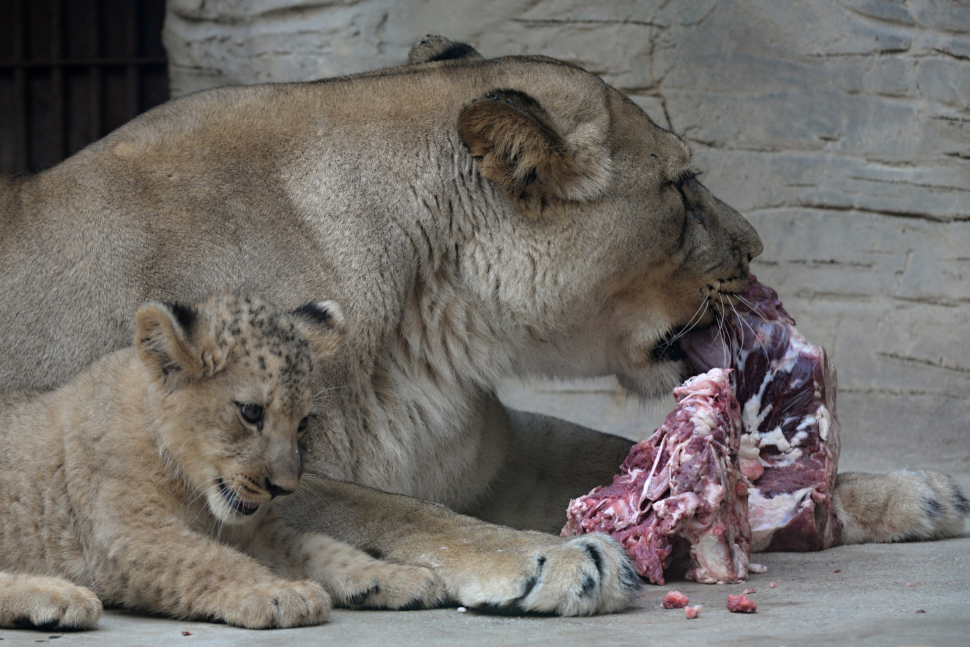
[265,480,296,499]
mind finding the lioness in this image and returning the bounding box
[0,37,965,616]
[0,293,442,630]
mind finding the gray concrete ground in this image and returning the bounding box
[2,380,967,646]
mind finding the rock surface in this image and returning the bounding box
[163,0,970,472]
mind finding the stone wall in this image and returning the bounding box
[164,0,970,473]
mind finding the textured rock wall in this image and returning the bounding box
[164,0,970,473]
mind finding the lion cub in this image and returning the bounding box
[0,293,442,630]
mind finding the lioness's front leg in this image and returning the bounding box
[277,477,642,616]
[245,512,444,609]
[468,409,636,533]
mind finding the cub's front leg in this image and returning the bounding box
[246,512,444,610]
[0,573,102,630]
[93,521,330,629]
[278,477,642,617]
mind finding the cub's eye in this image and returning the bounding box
[297,416,310,436]
[237,403,264,430]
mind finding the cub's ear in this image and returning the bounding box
[458,89,612,217]
[291,300,347,361]
[135,301,222,387]
[408,35,482,65]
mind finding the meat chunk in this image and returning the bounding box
[684,277,842,551]
[563,369,751,585]
[684,605,702,619]
[662,591,690,609]
[727,593,757,613]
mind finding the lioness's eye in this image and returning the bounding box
[297,416,310,435]
[237,403,264,430]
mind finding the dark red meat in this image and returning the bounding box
[684,277,842,551]
[562,369,751,585]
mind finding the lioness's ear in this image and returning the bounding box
[135,301,219,387]
[458,89,612,217]
[408,35,482,65]
[291,300,347,361]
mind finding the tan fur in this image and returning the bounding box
[0,37,963,617]
[0,293,442,630]
[834,470,969,544]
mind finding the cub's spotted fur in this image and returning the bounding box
[0,293,442,630]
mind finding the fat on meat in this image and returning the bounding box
[562,369,751,585]
[684,277,842,551]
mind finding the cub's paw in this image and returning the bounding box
[835,469,970,544]
[0,574,101,630]
[438,532,641,616]
[226,580,331,629]
[330,563,445,610]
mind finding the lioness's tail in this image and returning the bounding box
[833,470,969,544]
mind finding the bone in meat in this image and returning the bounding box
[562,369,751,584]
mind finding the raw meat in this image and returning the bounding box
[684,605,702,619]
[727,593,757,613]
[562,369,751,585]
[662,591,690,609]
[683,277,842,551]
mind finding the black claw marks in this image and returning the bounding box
[952,486,970,517]
[518,575,538,601]
[582,543,604,578]
[515,555,545,602]
[621,561,643,592]
[924,498,943,518]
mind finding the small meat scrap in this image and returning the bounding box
[727,593,757,613]
[662,591,690,609]
[563,368,751,585]
[684,605,702,619]
[684,276,842,552]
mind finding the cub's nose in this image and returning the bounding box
[265,480,296,499]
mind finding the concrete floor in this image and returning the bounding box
[3,378,967,646]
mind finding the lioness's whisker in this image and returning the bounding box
[715,295,731,368]
[728,298,769,360]
[657,296,710,351]
[735,294,771,325]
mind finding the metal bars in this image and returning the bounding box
[0,0,168,174]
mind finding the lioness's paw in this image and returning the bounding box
[442,533,641,616]
[0,575,101,630]
[332,563,445,610]
[835,469,970,544]
[227,580,331,629]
